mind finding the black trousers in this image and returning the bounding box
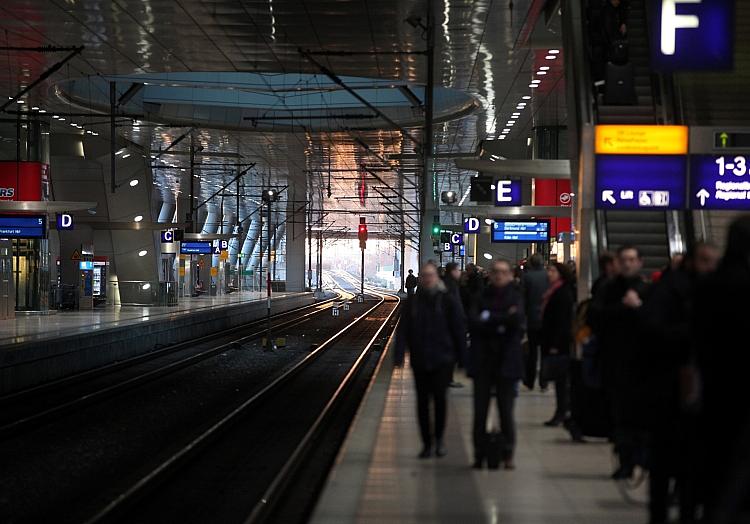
[553,370,570,420]
[473,373,518,460]
[524,329,547,389]
[412,364,453,447]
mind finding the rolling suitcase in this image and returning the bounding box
[604,61,636,105]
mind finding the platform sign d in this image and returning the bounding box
[56,213,74,230]
[464,217,480,234]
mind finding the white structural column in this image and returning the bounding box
[285,140,307,292]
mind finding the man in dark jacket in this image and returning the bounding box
[641,242,719,524]
[522,253,549,390]
[602,0,628,60]
[395,262,466,458]
[468,259,526,470]
[405,269,417,296]
[694,218,750,522]
[589,244,648,480]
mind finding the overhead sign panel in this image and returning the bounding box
[651,0,734,72]
[595,125,688,155]
[690,154,750,209]
[595,155,687,210]
[0,215,46,238]
[491,221,550,243]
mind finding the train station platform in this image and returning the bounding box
[0,291,317,394]
[312,354,647,523]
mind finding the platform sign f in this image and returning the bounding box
[661,0,701,56]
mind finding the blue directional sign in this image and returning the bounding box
[464,217,481,234]
[449,232,464,246]
[0,215,46,238]
[180,241,212,254]
[690,154,750,209]
[650,0,734,72]
[494,179,522,206]
[491,221,550,243]
[596,155,687,210]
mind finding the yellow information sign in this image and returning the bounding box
[595,125,688,155]
[219,250,229,261]
[178,267,186,277]
[210,266,218,277]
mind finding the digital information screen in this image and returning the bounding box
[0,215,46,238]
[690,154,750,210]
[180,241,212,254]
[491,221,550,243]
[595,155,687,210]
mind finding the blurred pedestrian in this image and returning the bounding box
[467,259,525,470]
[444,262,466,389]
[588,245,648,480]
[641,242,719,524]
[395,262,466,459]
[405,269,417,296]
[540,262,576,427]
[694,218,750,522]
[591,251,618,297]
[522,253,549,391]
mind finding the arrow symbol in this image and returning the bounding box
[602,190,617,205]
[720,132,729,148]
[696,188,710,207]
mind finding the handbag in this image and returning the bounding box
[541,353,570,382]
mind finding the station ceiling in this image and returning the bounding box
[0,0,566,239]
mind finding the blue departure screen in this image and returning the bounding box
[180,241,212,254]
[595,155,687,210]
[0,215,46,238]
[491,221,550,242]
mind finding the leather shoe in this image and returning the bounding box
[418,446,432,459]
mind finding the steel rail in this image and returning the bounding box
[0,294,349,438]
[83,290,392,524]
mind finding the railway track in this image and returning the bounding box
[0,291,349,438]
[84,289,400,524]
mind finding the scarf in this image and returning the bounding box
[541,279,563,314]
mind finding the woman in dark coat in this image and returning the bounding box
[540,262,575,426]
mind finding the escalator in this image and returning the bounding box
[593,0,672,273]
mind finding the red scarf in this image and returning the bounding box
[541,279,563,314]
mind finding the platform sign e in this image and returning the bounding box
[651,0,734,72]
[494,179,522,206]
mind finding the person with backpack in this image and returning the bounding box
[467,259,526,470]
[602,0,628,62]
[395,262,466,459]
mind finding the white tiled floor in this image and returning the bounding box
[0,291,292,346]
[313,363,647,524]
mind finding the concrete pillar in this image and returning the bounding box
[285,146,307,292]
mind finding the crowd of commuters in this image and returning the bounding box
[394,215,750,523]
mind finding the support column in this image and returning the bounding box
[285,140,308,292]
[419,1,436,267]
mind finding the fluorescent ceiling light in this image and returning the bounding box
[129,179,139,187]
[545,55,556,60]
[522,95,531,100]
[134,215,143,222]
[138,250,148,257]
[540,66,550,71]
[549,49,560,54]
[483,253,493,260]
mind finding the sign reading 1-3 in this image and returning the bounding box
[651,0,734,72]
[690,155,750,209]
